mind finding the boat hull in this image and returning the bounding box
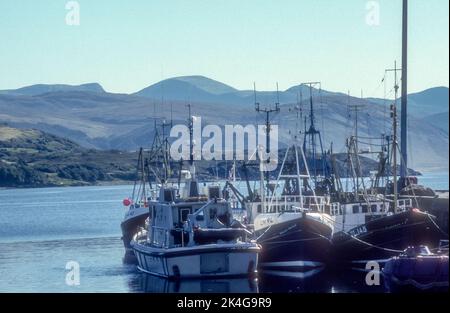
[255,213,332,275]
[331,210,446,267]
[120,206,149,261]
[132,242,260,279]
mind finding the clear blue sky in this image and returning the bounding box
[0,0,448,97]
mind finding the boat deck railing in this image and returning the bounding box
[257,195,328,214]
[329,198,413,216]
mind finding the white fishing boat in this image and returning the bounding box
[131,182,260,278]
[131,112,260,279]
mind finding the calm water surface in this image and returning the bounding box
[0,173,447,293]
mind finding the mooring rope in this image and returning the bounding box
[346,233,404,253]
[261,236,325,245]
[258,228,331,244]
[427,214,449,238]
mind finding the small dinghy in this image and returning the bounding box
[382,245,449,292]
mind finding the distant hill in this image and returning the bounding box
[0,125,138,187]
[0,83,105,96]
[421,112,449,134]
[407,87,449,117]
[134,76,341,106]
[167,76,238,95]
[134,76,239,103]
[0,77,448,171]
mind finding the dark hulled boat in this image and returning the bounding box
[239,144,336,275]
[330,207,446,267]
[121,203,151,261]
[255,212,332,275]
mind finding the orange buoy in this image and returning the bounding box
[123,198,132,206]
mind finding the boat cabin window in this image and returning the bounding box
[352,205,359,214]
[188,181,199,197]
[164,189,175,202]
[371,204,378,213]
[209,207,217,220]
[362,205,368,213]
[257,205,262,213]
[179,207,191,223]
[195,210,204,221]
[208,186,221,199]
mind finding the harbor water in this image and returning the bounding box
[0,172,447,293]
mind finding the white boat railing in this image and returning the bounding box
[257,195,327,213]
[329,198,414,217]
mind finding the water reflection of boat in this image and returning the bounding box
[139,274,259,293]
[258,269,332,293]
[329,268,385,293]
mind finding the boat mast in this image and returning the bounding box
[391,61,400,213]
[160,119,172,183]
[400,0,408,178]
[187,103,195,179]
[254,83,280,197]
[348,102,365,196]
[385,61,401,210]
[301,82,328,187]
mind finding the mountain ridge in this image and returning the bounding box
[1,76,447,112]
[0,76,448,171]
[0,83,105,96]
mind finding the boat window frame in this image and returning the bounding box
[361,204,368,213]
[179,207,191,224]
[370,204,378,213]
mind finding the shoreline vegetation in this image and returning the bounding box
[0,125,426,189]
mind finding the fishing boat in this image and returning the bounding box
[131,177,260,279]
[224,88,335,275]
[121,118,173,261]
[131,112,260,279]
[329,202,443,267]
[250,145,334,275]
[327,104,446,268]
[121,148,156,261]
